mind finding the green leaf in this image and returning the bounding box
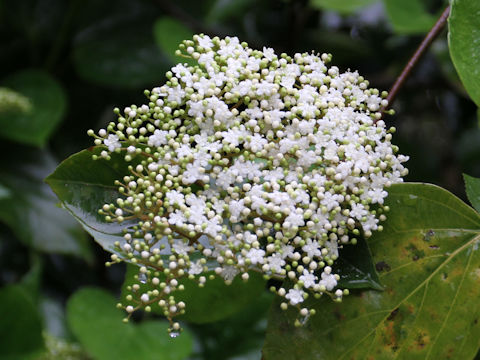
[73,14,169,89]
[449,0,480,107]
[0,70,67,146]
[464,173,480,213]
[333,235,383,290]
[383,0,436,35]
[0,184,10,200]
[20,255,43,301]
[204,0,255,23]
[46,147,138,254]
[264,183,480,359]
[0,285,44,358]
[190,291,274,360]
[67,287,193,360]
[310,0,377,15]
[122,264,266,323]
[0,150,90,258]
[153,17,196,66]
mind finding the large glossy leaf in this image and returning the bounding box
[464,174,480,213]
[449,0,480,107]
[383,0,436,35]
[67,287,193,360]
[0,285,44,359]
[310,0,377,15]
[0,150,90,258]
[153,17,196,67]
[122,264,266,323]
[263,183,480,360]
[0,69,67,146]
[73,13,169,89]
[46,147,137,254]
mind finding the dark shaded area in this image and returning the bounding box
[0,0,478,358]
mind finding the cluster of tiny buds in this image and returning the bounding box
[88,34,408,334]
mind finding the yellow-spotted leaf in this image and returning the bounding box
[263,183,480,360]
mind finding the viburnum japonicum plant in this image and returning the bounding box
[81,34,409,335]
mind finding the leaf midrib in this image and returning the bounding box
[47,178,117,189]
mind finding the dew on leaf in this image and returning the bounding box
[138,273,147,284]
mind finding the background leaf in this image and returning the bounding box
[0,285,44,359]
[204,0,255,24]
[383,0,436,35]
[0,184,10,200]
[122,264,266,324]
[449,0,480,107]
[189,292,274,360]
[73,13,169,89]
[67,287,193,360]
[153,17,196,66]
[464,173,480,213]
[0,150,90,258]
[263,183,480,360]
[0,69,66,146]
[310,0,377,15]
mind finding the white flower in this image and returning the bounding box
[168,210,186,226]
[229,199,245,219]
[280,244,295,259]
[166,190,185,205]
[104,134,121,151]
[176,144,193,158]
[285,289,304,305]
[299,270,317,288]
[284,212,305,227]
[267,253,286,273]
[172,240,191,256]
[188,260,203,275]
[263,47,275,61]
[350,203,368,220]
[246,248,265,265]
[302,239,321,259]
[148,130,168,147]
[196,34,213,49]
[325,240,339,258]
[319,272,337,291]
[220,265,239,281]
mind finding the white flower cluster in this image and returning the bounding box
[89,34,408,334]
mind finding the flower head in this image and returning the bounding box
[89,34,408,333]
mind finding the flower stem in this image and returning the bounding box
[384,5,451,110]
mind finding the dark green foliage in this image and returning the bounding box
[0,70,66,146]
[67,287,194,360]
[1,0,480,359]
[0,285,44,359]
[449,0,480,107]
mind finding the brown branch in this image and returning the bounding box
[384,5,451,110]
